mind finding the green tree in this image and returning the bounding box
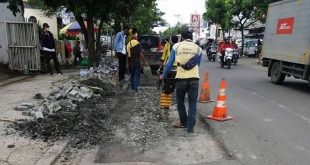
[0,0,24,16]
[225,0,281,55]
[204,0,281,54]
[203,0,233,39]
[5,0,163,66]
[162,24,189,37]
[130,1,164,34]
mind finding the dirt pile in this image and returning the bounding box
[80,78,116,97]
[11,77,117,148]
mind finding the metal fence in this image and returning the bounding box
[6,22,40,71]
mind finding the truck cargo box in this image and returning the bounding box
[262,0,310,66]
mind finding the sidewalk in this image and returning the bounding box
[0,71,77,165]
[0,66,33,87]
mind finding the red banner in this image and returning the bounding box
[276,17,295,35]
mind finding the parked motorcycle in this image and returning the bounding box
[100,42,108,57]
[218,48,233,69]
[207,46,217,62]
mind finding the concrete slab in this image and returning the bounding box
[35,141,68,165]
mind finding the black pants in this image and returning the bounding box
[74,55,81,66]
[221,52,225,63]
[43,51,61,74]
[117,52,127,81]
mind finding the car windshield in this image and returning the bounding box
[138,36,159,50]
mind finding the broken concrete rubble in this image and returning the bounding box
[21,102,34,108]
[55,93,63,100]
[69,90,79,97]
[78,92,91,100]
[59,100,76,109]
[62,86,73,97]
[33,93,44,99]
[48,101,62,114]
[14,105,29,111]
[80,86,90,93]
[10,60,119,148]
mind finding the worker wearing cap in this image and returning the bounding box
[160,31,202,133]
[40,23,62,75]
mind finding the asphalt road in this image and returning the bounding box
[198,55,310,165]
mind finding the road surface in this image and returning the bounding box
[199,56,310,165]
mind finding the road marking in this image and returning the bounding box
[251,92,310,125]
[264,118,275,122]
[250,154,258,160]
[294,145,305,151]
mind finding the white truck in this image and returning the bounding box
[262,0,310,84]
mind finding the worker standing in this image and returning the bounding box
[159,36,178,120]
[114,25,129,85]
[161,31,202,133]
[126,30,148,92]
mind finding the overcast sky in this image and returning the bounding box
[156,0,206,26]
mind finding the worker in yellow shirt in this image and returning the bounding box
[159,36,179,120]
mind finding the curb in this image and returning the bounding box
[35,141,69,165]
[197,108,240,163]
[0,75,35,87]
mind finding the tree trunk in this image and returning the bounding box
[114,18,121,34]
[87,14,97,67]
[240,25,245,57]
[75,14,88,45]
[95,18,105,61]
[222,29,225,40]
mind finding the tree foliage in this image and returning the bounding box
[204,0,280,53]
[4,0,163,66]
[130,1,164,34]
[203,0,232,35]
[162,24,189,37]
[0,0,24,16]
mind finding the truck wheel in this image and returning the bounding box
[271,62,285,84]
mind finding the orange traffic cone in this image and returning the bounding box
[199,70,214,103]
[207,79,232,121]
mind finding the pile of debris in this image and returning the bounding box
[10,62,119,148]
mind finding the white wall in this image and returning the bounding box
[0,3,24,64]
[24,8,58,39]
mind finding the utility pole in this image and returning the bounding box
[174,14,181,25]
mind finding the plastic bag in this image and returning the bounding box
[143,66,153,80]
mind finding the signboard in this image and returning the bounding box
[191,14,200,27]
[210,25,217,39]
[191,14,201,38]
[276,17,294,35]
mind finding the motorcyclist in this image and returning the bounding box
[206,38,213,56]
[218,38,231,64]
[230,39,238,49]
[230,39,239,59]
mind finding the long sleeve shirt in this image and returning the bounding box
[163,40,202,79]
[114,31,126,54]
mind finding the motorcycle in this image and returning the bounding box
[207,46,217,62]
[232,48,239,66]
[100,43,108,57]
[218,48,233,69]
